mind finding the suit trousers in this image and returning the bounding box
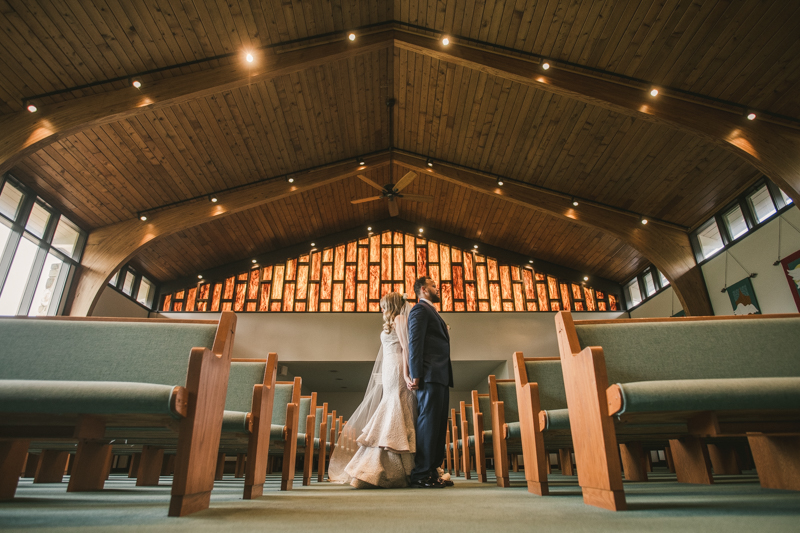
[411,382,449,482]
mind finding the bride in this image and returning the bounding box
[327,292,417,488]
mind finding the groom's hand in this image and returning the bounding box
[408,378,419,391]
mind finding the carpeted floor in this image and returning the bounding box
[1,469,799,532]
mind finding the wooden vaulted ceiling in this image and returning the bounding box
[2,1,798,286]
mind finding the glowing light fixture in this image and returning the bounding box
[541,62,550,70]
[418,228,424,233]
[367,226,372,231]
[286,175,295,183]
[358,157,366,166]
[473,244,479,249]
[246,53,254,63]
[528,260,534,264]
[139,213,147,221]
[252,259,257,264]
[426,158,434,168]
[496,178,504,186]
[25,101,37,113]
[746,112,757,121]
[650,88,658,97]
[442,37,450,46]
[583,276,589,281]
[348,33,356,41]
[640,216,648,225]
[571,197,579,206]
[198,275,203,279]
[311,242,316,247]
[209,195,218,203]
[132,79,142,89]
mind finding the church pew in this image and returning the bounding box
[0,312,236,517]
[268,377,302,491]
[314,402,329,482]
[218,354,278,499]
[555,311,800,511]
[449,408,461,477]
[470,391,492,482]
[297,393,318,486]
[460,401,473,479]
[488,375,524,488]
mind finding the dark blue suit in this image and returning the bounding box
[407,300,453,482]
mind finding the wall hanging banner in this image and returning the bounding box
[780,249,800,312]
[727,277,761,315]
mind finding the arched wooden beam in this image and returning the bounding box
[392,152,712,316]
[393,31,800,205]
[67,155,391,316]
[0,32,393,176]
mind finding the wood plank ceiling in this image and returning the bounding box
[2,1,798,285]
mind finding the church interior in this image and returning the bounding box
[1,1,799,531]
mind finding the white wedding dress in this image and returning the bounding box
[340,326,417,488]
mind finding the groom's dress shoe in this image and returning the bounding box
[438,478,454,487]
[410,477,444,489]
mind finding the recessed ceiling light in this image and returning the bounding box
[139,213,147,221]
[641,216,648,225]
[367,226,372,231]
[747,112,756,121]
[132,79,142,89]
[198,274,203,279]
[418,228,424,233]
[541,62,550,70]
[358,157,366,166]
[650,88,658,97]
[348,33,356,41]
[497,178,504,186]
[245,53,254,63]
[528,260,534,264]
[252,259,257,263]
[311,242,315,246]
[209,195,218,203]
[286,175,294,183]
[473,244,479,249]
[572,198,579,206]
[583,276,589,281]
[442,37,450,46]
[26,103,37,113]
[426,158,434,168]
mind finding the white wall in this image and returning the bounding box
[629,286,683,318]
[92,286,150,318]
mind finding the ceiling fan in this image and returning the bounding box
[350,171,434,216]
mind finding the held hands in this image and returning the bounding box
[407,378,419,391]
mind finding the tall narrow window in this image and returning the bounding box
[695,218,724,259]
[625,278,642,308]
[723,205,748,240]
[747,184,776,223]
[642,271,656,297]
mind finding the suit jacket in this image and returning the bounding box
[407,300,453,388]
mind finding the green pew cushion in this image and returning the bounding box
[222,410,248,432]
[616,377,800,414]
[224,361,266,413]
[542,409,570,431]
[0,380,180,417]
[506,421,521,440]
[297,434,306,447]
[271,424,286,441]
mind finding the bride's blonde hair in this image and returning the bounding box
[380,292,406,332]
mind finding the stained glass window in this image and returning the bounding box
[161,230,619,313]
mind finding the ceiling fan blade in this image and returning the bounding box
[401,194,434,203]
[357,174,386,192]
[393,171,417,192]
[388,198,400,217]
[351,196,383,204]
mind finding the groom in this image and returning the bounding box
[407,276,453,488]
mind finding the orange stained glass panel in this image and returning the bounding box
[417,237,425,246]
[455,302,465,312]
[490,283,501,311]
[299,254,309,263]
[344,302,355,312]
[222,302,232,311]
[358,247,368,280]
[575,302,585,311]
[394,283,404,294]
[259,284,270,311]
[526,302,537,311]
[416,247,427,277]
[247,302,257,312]
[186,288,197,312]
[174,302,183,311]
[511,267,521,281]
[197,301,207,312]
[238,273,248,281]
[609,295,618,311]
[282,284,295,311]
[369,302,380,312]
[284,259,296,281]
[381,283,392,297]
[451,247,462,263]
[585,288,596,311]
[560,283,571,311]
[394,247,404,280]
[440,244,451,280]
[272,265,285,300]
[463,252,474,281]
[296,265,309,299]
[466,283,477,311]
[453,265,464,299]
[441,283,453,311]
[522,269,535,301]
[596,291,605,300]
[500,266,512,299]
[334,245,346,280]
[551,302,561,311]
[369,265,380,299]
[175,290,184,300]
[476,265,488,299]
[547,276,559,300]
[405,266,416,299]
[513,284,524,311]
[321,265,332,300]
[346,241,357,262]
[310,252,321,280]
[296,302,306,312]
[199,284,210,301]
[262,265,273,281]
[359,237,368,245]
[572,284,583,301]
[308,284,319,312]
[370,235,380,262]
[270,302,281,312]
[357,284,368,311]
[598,301,607,311]
[345,265,356,299]
[320,302,331,312]
[211,284,222,311]
[487,259,498,280]
[235,283,246,311]
[475,254,485,263]
[162,294,171,312]
[381,247,392,280]
[428,265,439,287]
[394,231,403,245]
[503,302,514,311]
[382,231,392,245]
[428,241,439,263]
[405,234,415,262]
[248,270,259,300]
[223,277,234,299]
[323,247,333,263]
[537,283,548,311]
[479,301,489,311]
[535,273,545,281]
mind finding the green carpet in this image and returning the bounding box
[1,470,798,532]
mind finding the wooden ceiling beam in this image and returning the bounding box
[66,154,391,317]
[393,30,800,206]
[392,152,712,316]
